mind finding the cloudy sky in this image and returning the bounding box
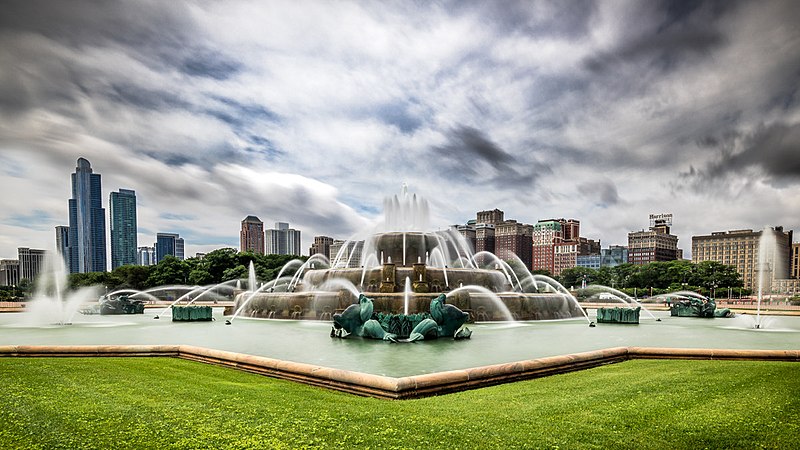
[1,0,799,261]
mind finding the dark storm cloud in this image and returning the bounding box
[0,0,200,69]
[433,125,544,188]
[680,122,800,190]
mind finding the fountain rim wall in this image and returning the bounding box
[1,344,796,400]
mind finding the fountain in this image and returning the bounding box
[23,251,100,326]
[232,187,586,323]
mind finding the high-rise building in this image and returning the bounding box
[137,246,155,266]
[0,259,20,287]
[329,240,364,268]
[18,247,46,282]
[240,216,265,254]
[532,220,564,273]
[67,158,106,273]
[792,243,800,279]
[110,189,138,269]
[266,222,302,255]
[692,227,793,290]
[455,221,477,253]
[476,209,504,225]
[495,220,533,268]
[155,233,184,262]
[309,236,334,258]
[627,214,679,265]
[55,226,69,265]
[553,236,600,276]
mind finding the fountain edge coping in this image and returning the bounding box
[0,345,797,399]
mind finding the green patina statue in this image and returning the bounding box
[669,296,733,318]
[596,306,640,324]
[331,293,472,342]
[99,295,145,315]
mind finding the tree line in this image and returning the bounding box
[554,259,746,298]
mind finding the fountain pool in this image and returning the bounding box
[1,309,797,377]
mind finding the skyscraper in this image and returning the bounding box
[155,233,184,262]
[240,215,265,254]
[110,189,138,269]
[67,158,106,273]
[55,225,69,265]
[266,222,302,255]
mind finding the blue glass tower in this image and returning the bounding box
[67,158,107,273]
[110,189,138,269]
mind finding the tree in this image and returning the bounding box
[146,256,190,287]
[559,267,598,289]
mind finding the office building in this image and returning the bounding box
[110,189,138,269]
[155,233,184,262]
[692,227,793,291]
[495,220,533,269]
[18,247,46,282]
[67,158,106,273]
[792,243,800,279]
[532,219,567,273]
[309,236,334,258]
[627,214,679,265]
[55,226,69,265]
[137,246,155,266]
[455,221,477,253]
[266,222,302,255]
[553,237,600,276]
[329,240,364,268]
[240,215,265,254]
[476,209,504,225]
[0,259,20,287]
[601,246,628,267]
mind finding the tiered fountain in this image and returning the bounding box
[231,186,587,323]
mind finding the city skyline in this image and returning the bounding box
[1,1,799,259]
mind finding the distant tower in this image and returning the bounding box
[110,189,138,269]
[55,226,69,266]
[67,158,106,273]
[137,246,155,266]
[155,233,184,262]
[309,236,334,258]
[266,222,302,255]
[240,216,265,254]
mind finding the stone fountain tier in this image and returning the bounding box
[302,266,511,294]
[233,290,585,322]
[369,231,450,268]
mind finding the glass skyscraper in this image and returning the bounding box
[67,158,106,273]
[110,189,138,269]
[155,233,184,263]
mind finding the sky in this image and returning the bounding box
[1,0,799,261]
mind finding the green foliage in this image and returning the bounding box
[65,249,307,294]
[0,285,24,301]
[0,358,798,449]
[561,260,743,295]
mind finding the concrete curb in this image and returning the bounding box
[0,345,797,399]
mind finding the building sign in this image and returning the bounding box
[649,213,673,227]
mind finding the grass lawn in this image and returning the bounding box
[0,358,798,449]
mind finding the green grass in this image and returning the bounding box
[0,358,798,449]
